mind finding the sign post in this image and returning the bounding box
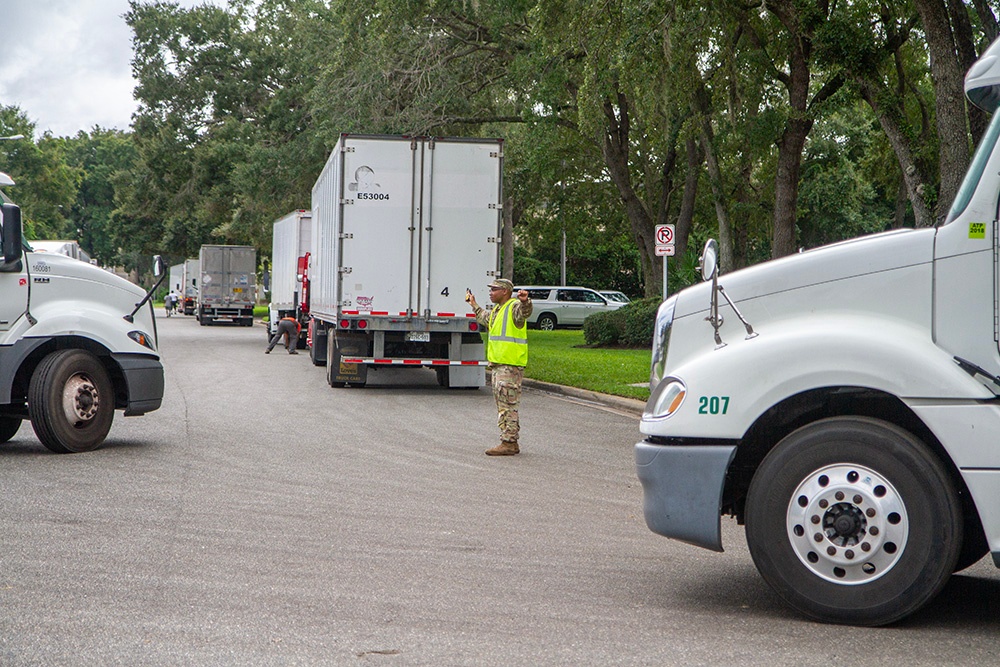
[655,224,675,300]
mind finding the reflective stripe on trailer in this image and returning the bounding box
[338,312,475,317]
[342,358,488,366]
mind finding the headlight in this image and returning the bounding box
[650,296,677,391]
[644,378,687,421]
[128,330,156,351]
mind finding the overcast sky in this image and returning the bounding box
[0,0,219,139]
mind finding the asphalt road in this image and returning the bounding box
[2,316,1000,666]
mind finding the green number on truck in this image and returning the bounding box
[698,396,730,415]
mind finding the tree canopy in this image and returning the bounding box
[3,0,999,297]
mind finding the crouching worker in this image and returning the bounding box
[266,316,301,355]
[466,278,532,456]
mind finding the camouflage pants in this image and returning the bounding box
[492,364,524,444]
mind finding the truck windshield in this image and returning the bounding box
[947,109,1000,223]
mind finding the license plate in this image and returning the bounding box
[406,332,430,342]
[232,288,243,293]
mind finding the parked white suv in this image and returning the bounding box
[515,286,626,330]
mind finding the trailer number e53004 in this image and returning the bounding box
[698,396,730,415]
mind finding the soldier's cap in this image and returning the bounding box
[487,278,514,292]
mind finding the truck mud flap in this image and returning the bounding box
[310,320,328,367]
[328,333,367,386]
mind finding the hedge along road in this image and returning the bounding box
[2,316,1000,666]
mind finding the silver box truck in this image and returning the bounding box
[309,134,502,388]
[197,245,256,326]
[267,209,312,345]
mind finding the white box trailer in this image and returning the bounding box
[309,134,502,388]
[267,209,312,344]
[197,245,256,326]
[169,263,183,294]
[181,258,199,315]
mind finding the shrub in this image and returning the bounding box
[582,307,626,346]
[583,297,661,347]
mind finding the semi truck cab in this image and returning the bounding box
[0,176,164,453]
[636,35,1000,625]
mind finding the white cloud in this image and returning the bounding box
[0,0,221,138]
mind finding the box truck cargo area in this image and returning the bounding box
[309,134,503,388]
[197,245,256,326]
[267,210,312,347]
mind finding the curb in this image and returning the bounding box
[520,377,646,417]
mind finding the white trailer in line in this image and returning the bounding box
[169,263,183,294]
[309,134,502,388]
[181,258,199,315]
[267,209,312,346]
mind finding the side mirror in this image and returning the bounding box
[153,255,164,277]
[0,202,23,273]
[700,239,718,281]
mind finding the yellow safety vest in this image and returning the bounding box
[488,299,528,366]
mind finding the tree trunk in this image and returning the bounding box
[699,118,734,272]
[894,177,908,229]
[914,0,972,216]
[772,117,811,256]
[599,91,659,297]
[767,0,813,258]
[674,135,700,264]
[857,79,935,227]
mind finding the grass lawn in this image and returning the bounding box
[525,329,651,401]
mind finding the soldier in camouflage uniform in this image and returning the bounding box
[467,279,532,456]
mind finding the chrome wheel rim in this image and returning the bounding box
[786,463,908,585]
[62,373,100,426]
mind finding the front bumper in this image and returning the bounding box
[113,353,164,415]
[634,440,737,552]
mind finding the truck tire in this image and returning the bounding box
[28,350,115,454]
[536,313,557,331]
[745,417,962,626]
[0,416,22,444]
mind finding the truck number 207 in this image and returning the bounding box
[698,396,730,415]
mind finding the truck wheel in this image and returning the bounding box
[0,416,22,444]
[537,313,557,331]
[28,350,115,454]
[745,417,961,626]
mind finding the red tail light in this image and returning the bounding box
[357,319,368,329]
[339,319,350,329]
[469,322,478,332]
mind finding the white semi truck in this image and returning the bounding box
[267,209,312,346]
[309,134,502,388]
[197,245,256,326]
[0,173,164,453]
[636,37,1000,626]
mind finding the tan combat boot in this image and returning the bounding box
[485,440,519,456]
